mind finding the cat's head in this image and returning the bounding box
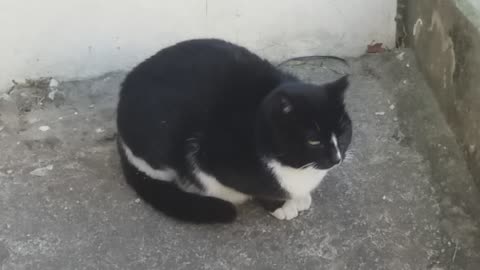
[258,76,352,170]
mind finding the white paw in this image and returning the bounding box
[271,194,312,220]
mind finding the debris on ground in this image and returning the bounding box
[367,42,385,53]
[9,77,52,95]
[375,111,386,116]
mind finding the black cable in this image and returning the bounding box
[277,55,347,67]
[276,55,351,75]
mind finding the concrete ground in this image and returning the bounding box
[1,50,480,270]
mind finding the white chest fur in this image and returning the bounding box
[266,159,328,197]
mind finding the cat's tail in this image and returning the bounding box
[117,140,237,224]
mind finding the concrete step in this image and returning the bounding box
[0,50,479,269]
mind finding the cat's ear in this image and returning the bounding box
[269,93,293,115]
[326,75,349,100]
[280,95,293,114]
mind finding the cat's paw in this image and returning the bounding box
[271,195,312,220]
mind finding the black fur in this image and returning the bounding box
[117,39,352,223]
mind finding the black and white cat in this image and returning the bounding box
[116,39,352,223]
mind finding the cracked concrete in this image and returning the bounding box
[1,50,479,270]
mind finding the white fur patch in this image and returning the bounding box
[272,194,312,220]
[187,147,249,204]
[192,168,250,204]
[121,142,177,181]
[266,159,328,197]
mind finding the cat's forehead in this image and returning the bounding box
[284,84,340,104]
[291,91,344,114]
[293,95,347,129]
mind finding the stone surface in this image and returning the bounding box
[405,0,480,188]
[1,51,479,269]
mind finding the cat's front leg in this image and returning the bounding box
[271,194,312,220]
[258,194,312,220]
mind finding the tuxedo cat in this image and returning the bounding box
[117,39,352,223]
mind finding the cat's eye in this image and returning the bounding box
[306,132,322,147]
[308,140,321,146]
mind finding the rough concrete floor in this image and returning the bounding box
[1,50,480,270]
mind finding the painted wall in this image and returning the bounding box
[0,0,396,91]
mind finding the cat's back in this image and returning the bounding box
[118,39,282,127]
[121,39,275,98]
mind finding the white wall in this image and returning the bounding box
[0,0,396,92]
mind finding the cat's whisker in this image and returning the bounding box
[300,162,315,169]
[342,149,358,164]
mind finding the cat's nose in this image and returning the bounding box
[331,152,342,165]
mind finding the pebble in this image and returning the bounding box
[389,104,395,110]
[39,126,50,132]
[95,128,105,133]
[382,195,393,202]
